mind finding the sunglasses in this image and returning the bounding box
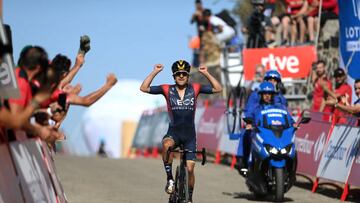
[173,72,189,77]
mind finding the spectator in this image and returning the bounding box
[280,0,308,45]
[43,53,118,130]
[311,60,332,112]
[245,64,266,92]
[244,0,267,48]
[305,0,319,44]
[321,68,352,123]
[97,139,108,157]
[190,0,204,38]
[319,0,338,28]
[190,0,204,67]
[5,46,64,141]
[202,8,236,46]
[326,79,360,125]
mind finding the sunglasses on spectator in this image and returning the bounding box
[173,72,189,77]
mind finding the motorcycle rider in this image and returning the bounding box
[237,70,287,174]
[238,81,293,176]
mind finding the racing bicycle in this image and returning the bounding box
[166,146,206,203]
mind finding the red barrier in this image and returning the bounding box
[295,118,332,176]
[197,106,225,152]
[0,144,24,203]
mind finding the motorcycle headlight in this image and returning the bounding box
[280,148,287,154]
[280,144,293,155]
[265,145,279,155]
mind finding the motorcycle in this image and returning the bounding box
[244,112,311,202]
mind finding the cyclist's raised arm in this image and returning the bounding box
[140,64,163,93]
[198,65,222,93]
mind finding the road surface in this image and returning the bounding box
[55,155,357,203]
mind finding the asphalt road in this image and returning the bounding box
[55,155,358,203]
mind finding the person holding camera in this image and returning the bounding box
[202,8,236,46]
[243,0,267,48]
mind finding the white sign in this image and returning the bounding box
[316,126,360,183]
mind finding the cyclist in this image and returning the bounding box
[140,60,222,203]
[238,70,287,175]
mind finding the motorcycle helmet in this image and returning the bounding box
[264,70,281,82]
[258,81,277,94]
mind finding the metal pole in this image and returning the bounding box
[314,0,323,49]
[0,0,2,21]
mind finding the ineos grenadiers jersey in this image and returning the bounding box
[149,83,213,127]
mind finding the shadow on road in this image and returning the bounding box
[294,176,360,203]
[222,191,294,202]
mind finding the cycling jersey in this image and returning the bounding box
[150,83,213,160]
[150,83,212,127]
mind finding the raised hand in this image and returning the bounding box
[198,65,208,74]
[75,54,85,67]
[106,73,118,87]
[154,64,164,73]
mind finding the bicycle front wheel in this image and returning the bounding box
[178,166,189,202]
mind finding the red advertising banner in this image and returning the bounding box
[197,106,225,152]
[0,144,23,203]
[243,46,317,80]
[295,119,332,177]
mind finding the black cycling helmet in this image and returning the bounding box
[171,60,191,74]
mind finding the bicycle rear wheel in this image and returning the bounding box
[226,88,238,134]
[226,86,247,134]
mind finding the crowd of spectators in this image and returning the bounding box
[0,27,117,149]
[243,0,339,48]
[310,59,360,125]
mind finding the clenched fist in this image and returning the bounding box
[106,73,118,87]
[154,64,164,72]
[198,65,208,74]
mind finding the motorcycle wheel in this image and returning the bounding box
[274,168,285,202]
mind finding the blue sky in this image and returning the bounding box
[4,0,236,151]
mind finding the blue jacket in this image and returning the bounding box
[245,103,294,128]
[244,91,287,119]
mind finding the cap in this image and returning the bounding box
[334,68,346,77]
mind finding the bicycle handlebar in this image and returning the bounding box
[165,147,207,166]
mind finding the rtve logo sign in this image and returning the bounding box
[261,54,300,74]
[243,46,316,80]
